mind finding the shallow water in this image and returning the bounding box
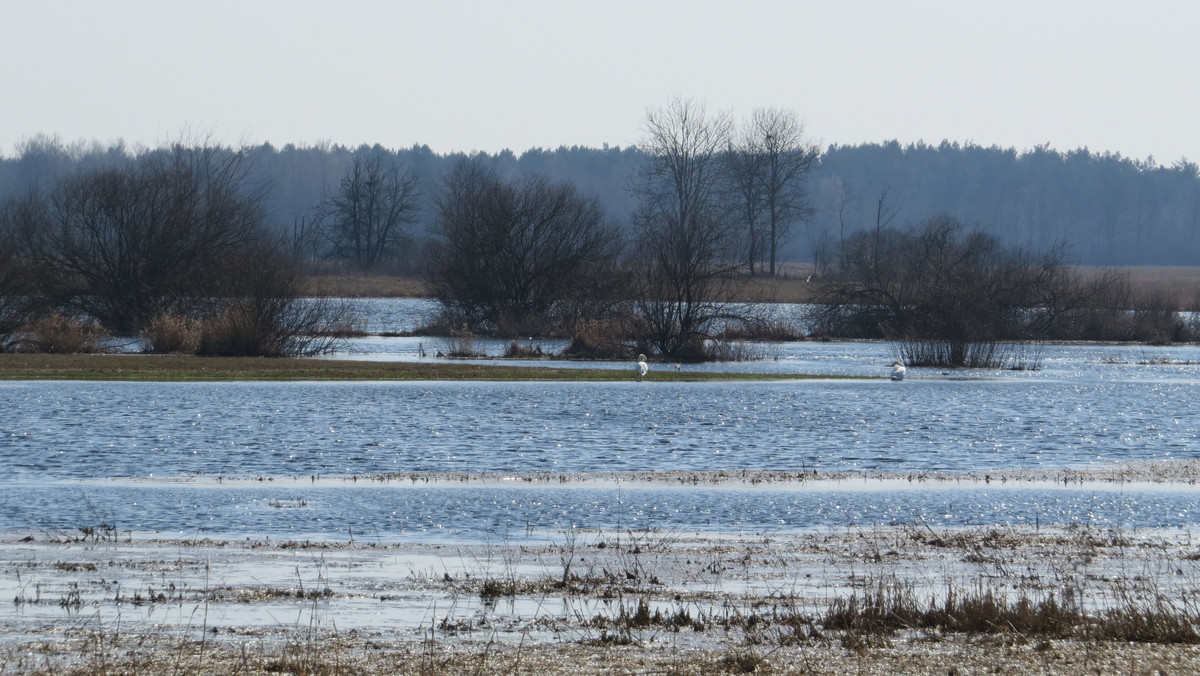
[2,299,1199,541]
[1,478,1196,543]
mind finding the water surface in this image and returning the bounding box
[3,298,1199,541]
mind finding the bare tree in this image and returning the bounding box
[752,108,818,276]
[429,158,624,334]
[813,212,1131,365]
[631,98,746,359]
[723,127,768,275]
[315,148,421,271]
[18,145,270,333]
[0,193,40,349]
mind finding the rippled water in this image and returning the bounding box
[3,299,1199,541]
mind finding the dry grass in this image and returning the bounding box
[300,274,433,298]
[11,314,107,354]
[1077,265,1200,309]
[295,265,1200,309]
[139,313,201,354]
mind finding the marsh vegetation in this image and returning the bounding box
[5,512,1200,675]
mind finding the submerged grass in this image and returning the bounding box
[6,523,1200,675]
[0,353,842,382]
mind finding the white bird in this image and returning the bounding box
[890,361,906,381]
[636,354,649,381]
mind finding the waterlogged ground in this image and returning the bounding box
[3,310,1200,672]
[3,516,1200,674]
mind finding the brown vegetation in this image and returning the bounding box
[9,314,107,354]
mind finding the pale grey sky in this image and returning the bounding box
[3,0,1197,162]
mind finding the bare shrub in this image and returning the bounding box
[15,313,106,353]
[896,339,1014,369]
[436,325,486,359]
[1130,288,1193,344]
[195,297,350,358]
[193,245,354,358]
[503,339,544,359]
[814,213,1194,361]
[705,339,762,362]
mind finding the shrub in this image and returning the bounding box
[436,325,486,359]
[194,297,350,358]
[15,314,106,353]
[560,319,633,360]
[503,339,544,359]
[140,314,201,354]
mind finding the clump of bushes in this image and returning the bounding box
[14,314,106,354]
[503,339,544,358]
[436,325,486,358]
[559,319,633,360]
[193,297,351,358]
[140,314,201,354]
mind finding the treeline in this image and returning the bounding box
[814,141,1200,266]
[3,108,1199,365]
[0,102,820,361]
[3,133,1198,269]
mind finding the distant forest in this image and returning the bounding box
[3,135,1198,270]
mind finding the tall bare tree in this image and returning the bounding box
[752,108,817,276]
[316,148,421,271]
[632,98,745,359]
[429,158,623,334]
[723,127,768,275]
[0,193,40,349]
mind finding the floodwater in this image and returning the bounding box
[2,298,1199,542]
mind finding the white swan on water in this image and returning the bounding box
[636,354,649,381]
[890,361,907,381]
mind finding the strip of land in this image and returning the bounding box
[0,353,840,382]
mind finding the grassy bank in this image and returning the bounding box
[0,353,831,382]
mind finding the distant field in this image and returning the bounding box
[303,265,1200,307]
[1078,265,1200,308]
[301,274,432,297]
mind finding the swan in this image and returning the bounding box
[636,354,649,381]
[890,361,906,381]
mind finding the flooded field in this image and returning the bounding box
[2,299,1199,672]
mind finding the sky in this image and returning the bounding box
[2,0,1198,163]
